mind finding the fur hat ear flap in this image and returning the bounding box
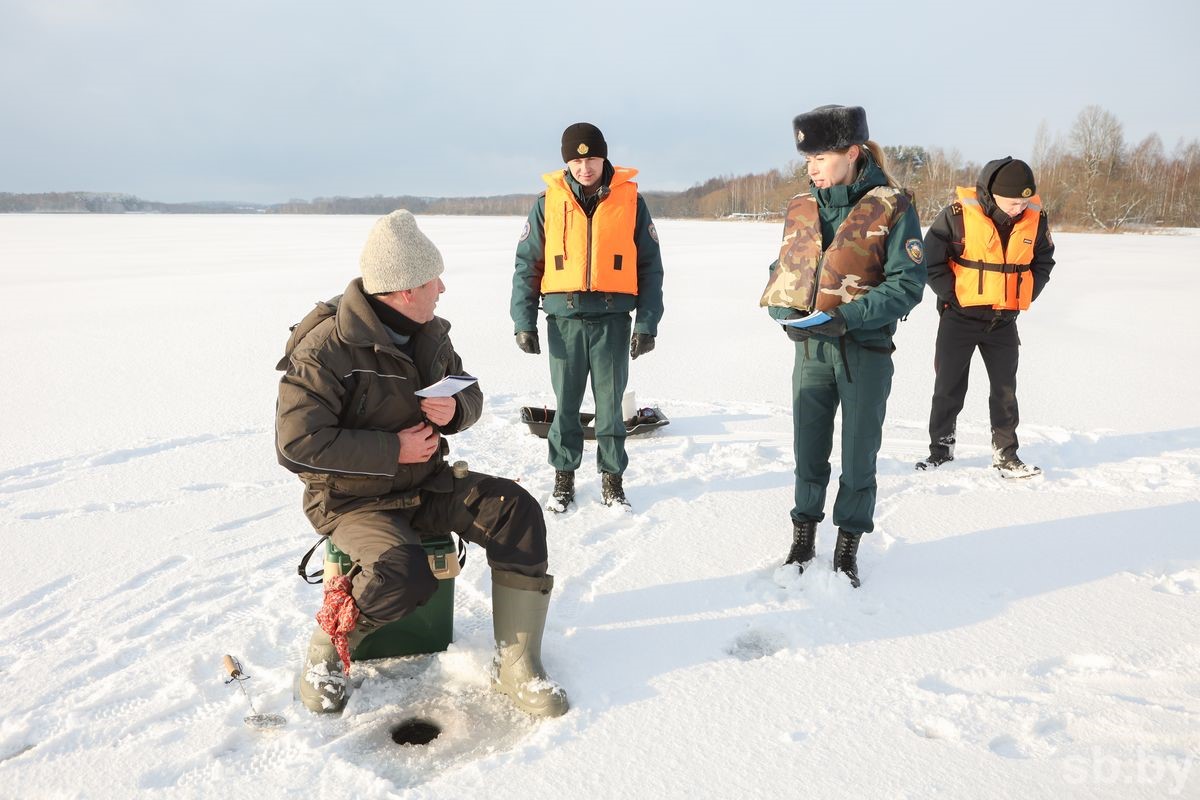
[792,105,869,154]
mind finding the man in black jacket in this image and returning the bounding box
[916,158,1055,478]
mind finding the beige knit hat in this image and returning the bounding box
[359,210,445,294]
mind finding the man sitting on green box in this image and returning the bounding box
[276,210,568,718]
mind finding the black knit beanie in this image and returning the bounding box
[561,122,608,162]
[990,159,1037,198]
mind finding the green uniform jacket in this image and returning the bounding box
[511,164,665,336]
[768,158,926,349]
[276,278,483,532]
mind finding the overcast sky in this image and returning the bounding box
[2,0,1197,203]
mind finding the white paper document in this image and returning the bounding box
[414,374,478,398]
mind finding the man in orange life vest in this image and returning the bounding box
[917,157,1056,478]
[511,122,665,510]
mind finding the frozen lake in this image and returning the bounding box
[1,214,1197,798]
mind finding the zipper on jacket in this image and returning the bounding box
[584,184,609,292]
[585,215,593,291]
[562,201,569,266]
[809,252,827,314]
[431,340,450,380]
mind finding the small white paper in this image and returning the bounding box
[414,374,477,398]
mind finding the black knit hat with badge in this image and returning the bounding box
[989,159,1037,198]
[561,122,608,162]
[792,105,869,154]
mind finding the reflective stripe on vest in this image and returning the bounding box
[951,187,1041,311]
[541,167,639,295]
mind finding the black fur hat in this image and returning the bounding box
[792,105,869,154]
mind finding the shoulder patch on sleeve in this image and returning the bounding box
[518,220,530,242]
[648,223,658,243]
[905,238,924,263]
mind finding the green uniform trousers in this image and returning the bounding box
[791,338,894,534]
[546,314,630,475]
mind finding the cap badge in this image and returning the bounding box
[577,143,589,155]
[1021,187,1032,198]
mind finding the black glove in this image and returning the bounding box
[515,331,540,354]
[630,333,655,360]
[804,308,847,338]
[785,324,811,342]
[781,310,810,342]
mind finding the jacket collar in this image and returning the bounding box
[336,278,398,348]
[543,163,639,197]
[336,278,449,356]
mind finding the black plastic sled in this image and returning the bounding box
[519,406,670,440]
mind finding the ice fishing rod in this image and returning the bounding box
[223,654,287,730]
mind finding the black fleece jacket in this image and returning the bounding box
[924,157,1056,322]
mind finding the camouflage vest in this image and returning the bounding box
[760,187,911,313]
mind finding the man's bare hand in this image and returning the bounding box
[397,421,440,463]
[420,396,457,427]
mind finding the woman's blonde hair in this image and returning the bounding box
[811,140,901,189]
[825,140,899,188]
[858,141,899,188]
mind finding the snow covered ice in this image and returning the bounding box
[1,214,1197,798]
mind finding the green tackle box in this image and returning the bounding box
[324,535,457,659]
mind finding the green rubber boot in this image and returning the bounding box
[491,570,569,717]
[298,623,371,714]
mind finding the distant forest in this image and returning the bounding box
[3,107,1196,231]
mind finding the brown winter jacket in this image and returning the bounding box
[275,278,483,533]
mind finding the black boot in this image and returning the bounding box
[548,470,575,513]
[915,452,954,471]
[993,455,1042,479]
[785,520,816,570]
[601,472,630,508]
[833,529,863,588]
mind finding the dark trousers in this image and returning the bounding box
[928,311,1021,462]
[546,314,631,475]
[328,472,547,626]
[791,338,894,534]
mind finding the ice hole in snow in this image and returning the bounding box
[390,718,441,746]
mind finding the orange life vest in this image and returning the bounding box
[951,187,1041,311]
[541,166,639,295]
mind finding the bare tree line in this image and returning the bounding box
[647,106,1200,231]
[5,106,1195,230]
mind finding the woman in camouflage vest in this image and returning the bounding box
[760,105,926,587]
